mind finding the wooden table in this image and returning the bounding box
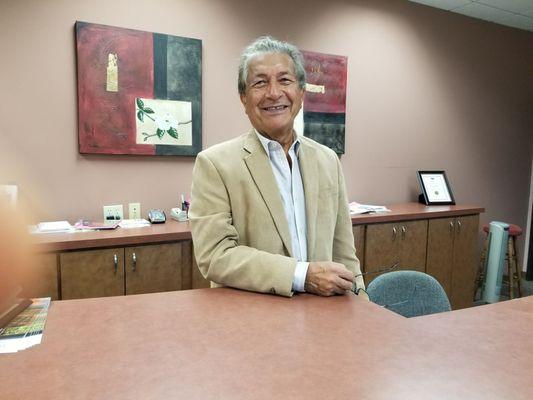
[1,289,530,399]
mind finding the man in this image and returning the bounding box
[189,36,365,297]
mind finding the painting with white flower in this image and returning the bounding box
[135,98,192,146]
[76,21,202,156]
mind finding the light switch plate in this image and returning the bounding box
[128,202,141,219]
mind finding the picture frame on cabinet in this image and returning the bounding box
[417,170,456,205]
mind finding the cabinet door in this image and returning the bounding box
[180,240,193,290]
[364,222,400,284]
[60,248,124,299]
[398,220,428,273]
[191,246,211,289]
[124,243,182,295]
[426,218,455,298]
[353,225,366,272]
[23,253,60,300]
[450,215,479,310]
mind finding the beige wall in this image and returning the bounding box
[1,0,532,261]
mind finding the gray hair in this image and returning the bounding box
[238,36,306,95]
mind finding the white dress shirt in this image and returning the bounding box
[255,130,309,292]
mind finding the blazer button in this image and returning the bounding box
[270,287,276,295]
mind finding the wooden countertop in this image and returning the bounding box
[0,289,530,400]
[32,203,484,252]
[33,219,193,252]
[350,203,484,224]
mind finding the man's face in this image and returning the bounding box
[240,52,304,139]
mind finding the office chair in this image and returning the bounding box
[366,270,451,318]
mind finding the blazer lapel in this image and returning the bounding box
[243,132,294,257]
[298,140,319,261]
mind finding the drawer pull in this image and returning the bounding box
[113,254,118,273]
[132,252,137,271]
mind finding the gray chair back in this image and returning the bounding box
[366,270,451,318]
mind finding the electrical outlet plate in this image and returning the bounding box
[128,202,141,219]
[103,204,124,220]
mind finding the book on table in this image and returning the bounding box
[0,297,51,353]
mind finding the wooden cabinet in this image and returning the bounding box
[425,218,454,296]
[398,220,428,272]
[353,225,365,272]
[362,215,479,309]
[364,220,427,284]
[427,215,479,309]
[60,242,190,300]
[61,247,124,299]
[451,215,479,309]
[125,243,182,295]
[191,247,210,289]
[22,253,60,300]
[364,223,398,281]
[32,204,483,307]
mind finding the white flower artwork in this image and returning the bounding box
[154,113,178,132]
[135,98,192,146]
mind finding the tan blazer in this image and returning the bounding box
[189,130,364,297]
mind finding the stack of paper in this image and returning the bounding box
[119,219,151,229]
[36,221,73,233]
[0,298,51,353]
[74,220,120,230]
[349,202,391,215]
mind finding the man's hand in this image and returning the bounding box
[304,262,354,296]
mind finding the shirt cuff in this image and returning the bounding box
[292,261,309,292]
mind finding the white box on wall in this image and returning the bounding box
[0,184,18,207]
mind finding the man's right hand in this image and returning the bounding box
[304,262,354,296]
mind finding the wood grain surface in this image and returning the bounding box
[0,289,530,400]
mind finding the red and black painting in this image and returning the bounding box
[302,50,347,154]
[76,21,202,156]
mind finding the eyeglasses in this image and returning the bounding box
[352,262,399,294]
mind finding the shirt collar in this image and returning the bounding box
[254,129,301,158]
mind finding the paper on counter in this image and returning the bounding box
[350,202,391,215]
[119,219,151,229]
[35,221,73,233]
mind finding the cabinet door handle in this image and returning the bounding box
[113,254,118,273]
[457,220,462,233]
[449,221,454,232]
[401,226,406,239]
[392,226,397,239]
[132,252,137,271]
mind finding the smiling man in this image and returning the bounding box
[189,36,365,297]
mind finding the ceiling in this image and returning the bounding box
[407,0,533,31]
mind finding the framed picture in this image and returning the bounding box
[417,171,456,205]
[75,21,202,156]
[301,50,347,155]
